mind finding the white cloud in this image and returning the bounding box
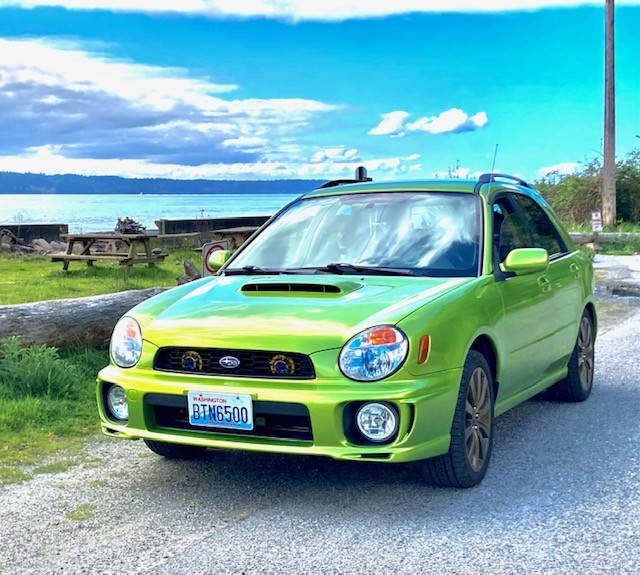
[538,162,580,176]
[221,137,267,149]
[369,108,488,137]
[0,145,420,180]
[298,153,422,179]
[0,38,339,170]
[407,108,488,134]
[309,146,360,163]
[3,1,636,21]
[368,111,410,137]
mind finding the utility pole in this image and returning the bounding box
[602,0,616,227]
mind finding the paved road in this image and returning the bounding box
[1,304,639,575]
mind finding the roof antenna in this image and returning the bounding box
[490,144,499,174]
[355,166,371,182]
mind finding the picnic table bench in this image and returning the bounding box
[50,233,167,271]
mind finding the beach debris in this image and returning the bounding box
[1,228,19,245]
[29,239,67,254]
[115,217,146,234]
[1,229,35,253]
[177,260,202,285]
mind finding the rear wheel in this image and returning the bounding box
[143,439,208,460]
[550,310,595,402]
[422,350,494,488]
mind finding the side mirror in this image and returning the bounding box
[500,248,549,276]
[207,250,232,272]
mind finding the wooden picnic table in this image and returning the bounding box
[50,232,167,271]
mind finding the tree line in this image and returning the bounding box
[0,172,322,195]
[534,149,640,227]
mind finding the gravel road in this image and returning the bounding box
[1,269,639,574]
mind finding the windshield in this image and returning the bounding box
[227,191,481,277]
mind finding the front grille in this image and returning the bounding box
[154,347,315,379]
[145,393,313,441]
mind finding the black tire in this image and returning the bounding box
[549,310,595,402]
[143,439,208,460]
[422,350,495,488]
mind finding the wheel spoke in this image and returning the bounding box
[465,424,474,442]
[471,370,480,402]
[476,418,491,438]
[478,436,490,462]
[466,400,474,418]
[471,432,480,469]
[477,401,491,421]
[464,363,493,472]
[477,378,488,409]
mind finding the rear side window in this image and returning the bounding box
[510,194,566,257]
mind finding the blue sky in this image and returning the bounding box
[0,1,638,181]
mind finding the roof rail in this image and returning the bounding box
[474,172,532,193]
[317,166,373,189]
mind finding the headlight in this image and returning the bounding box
[339,326,408,381]
[110,316,143,368]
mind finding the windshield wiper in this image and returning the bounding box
[314,263,415,276]
[223,265,310,276]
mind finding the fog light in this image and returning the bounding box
[356,402,398,442]
[106,385,128,421]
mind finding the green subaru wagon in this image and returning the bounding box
[98,170,596,487]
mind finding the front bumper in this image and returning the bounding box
[97,364,461,464]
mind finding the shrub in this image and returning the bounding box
[0,337,90,400]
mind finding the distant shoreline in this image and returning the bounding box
[0,172,324,196]
[0,191,309,195]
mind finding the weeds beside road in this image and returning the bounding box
[0,340,107,484]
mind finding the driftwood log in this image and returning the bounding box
[0,287,167,349]
[570,232,640,245]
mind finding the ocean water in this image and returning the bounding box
[1,193,300,233]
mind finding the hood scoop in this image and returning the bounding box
[240,279,363,296]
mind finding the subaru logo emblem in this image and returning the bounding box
[219,356,240,369]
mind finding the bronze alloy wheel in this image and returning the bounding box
[577,315,595,392]
[549,309,596,403]
[465,367,492,472]
[422,350,494,487]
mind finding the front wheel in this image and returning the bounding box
[550,310,595,402]
[144,439,208,460]
[421,350,495,488]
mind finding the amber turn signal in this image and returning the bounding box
[418,335,431,364]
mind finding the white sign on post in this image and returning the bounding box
[591,211,603,233]
[202,240,230,277]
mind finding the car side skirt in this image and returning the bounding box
[494,367,568,416]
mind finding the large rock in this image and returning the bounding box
[31,238,53,254]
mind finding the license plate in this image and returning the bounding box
[187,391,254,431]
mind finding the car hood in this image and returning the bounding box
[134,274,472,354]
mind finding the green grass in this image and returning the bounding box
[0,248,198,304]
[599,241,640,255]
[0,466,31,485]
[569,222,640,234]
[34,459,76,475]
[0,341,108,484]
[65,503,95,521]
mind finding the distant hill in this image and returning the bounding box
[0,172,325,195]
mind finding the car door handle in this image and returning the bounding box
[570,263,581,278]
[537,276,551,293]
